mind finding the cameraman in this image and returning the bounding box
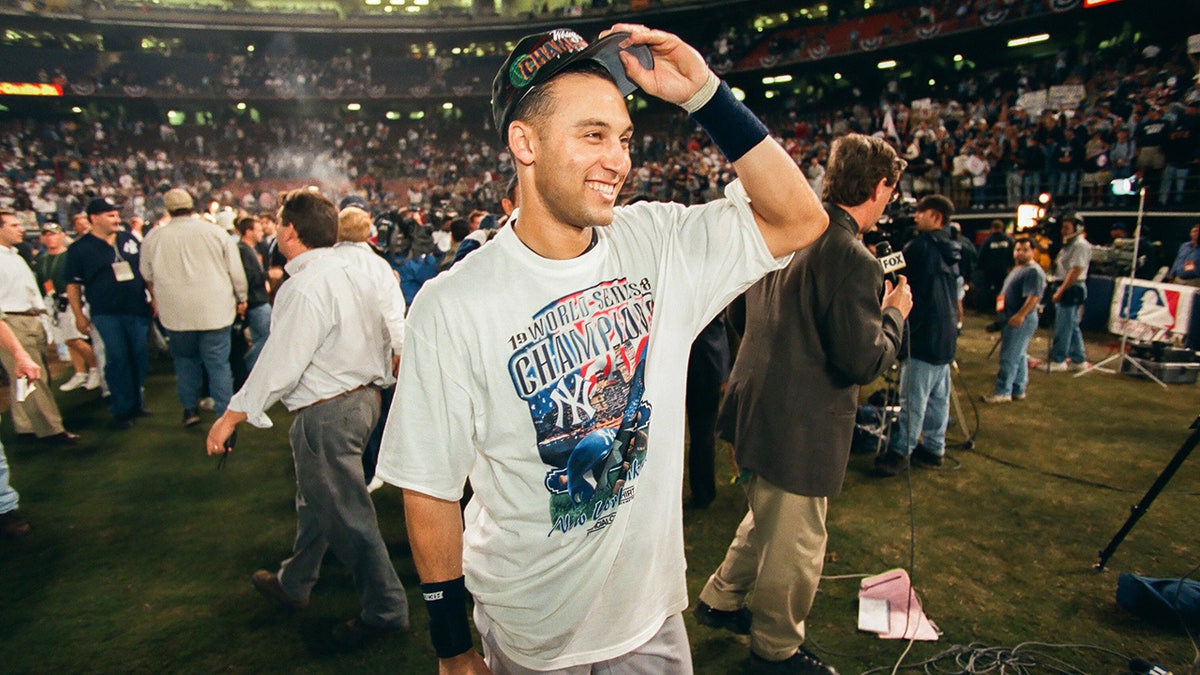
[876,194,960,476]
[1048,214,1092,372]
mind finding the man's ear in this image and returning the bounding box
[871,177,889,204]
[509,121,537,167]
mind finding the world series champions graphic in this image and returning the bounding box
[506,278,655,537]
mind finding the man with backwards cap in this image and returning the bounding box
[375,24,827,674]
[65,197,153,429]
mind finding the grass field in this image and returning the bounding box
[1,312,1197,674]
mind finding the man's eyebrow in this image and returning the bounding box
[574,119,635,136]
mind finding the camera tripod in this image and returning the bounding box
[1095,414,1200,571]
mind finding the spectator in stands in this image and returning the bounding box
[1168,223,1200,287]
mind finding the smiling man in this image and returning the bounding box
[376,24,827,674]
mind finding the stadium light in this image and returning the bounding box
[762,74,792,85]
[953,54,963,62]
[236,102,246,110]
[364,0,381,4]
[1007,33,1049,48]
[385,111,401,120]
[730,87,746,102]
[877,60,897,70]
[833,72,842,80]
[442,102,454,110]
[71,106,82,113]
[928,78,936,86]
[764,91,777,99]
[347,103,361,111]
[246,45,255,53]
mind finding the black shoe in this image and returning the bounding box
[693,600,751,635]
[0,509,31,539]
[43,431,80,446]
[911,445,944,467]
[750,646,838,675]
[329,616,406,649]
[182,408,201,427]
[873,451,909,477]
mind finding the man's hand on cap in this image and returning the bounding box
[601,24,708,107]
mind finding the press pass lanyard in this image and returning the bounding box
[111,237,134,282]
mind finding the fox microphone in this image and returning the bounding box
[875,241,907,285]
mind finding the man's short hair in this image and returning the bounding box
[279,189,337,249]
[916,194,954,226]
[337,206,373,243]
[235,217,256,237]
[510,60,615,141]
[822,134,906,206]
[1014,235,1033,248]
[990,219,1005,232]
[449,218,470,242]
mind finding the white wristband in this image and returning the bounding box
[680,71,721,114]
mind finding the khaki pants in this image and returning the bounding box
[699,475,827,661]
[1,315,65,438]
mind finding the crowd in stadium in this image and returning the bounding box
[2,30,1197,228]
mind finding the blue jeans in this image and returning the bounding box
[243,304,272,373]
[1051,297,1087,364]
[1022,172,1041,201]
[0,433,18,514]
[92,314,151,420]
[888,358,951,458]
[996,312,1039,396]
[165,327,233,414]
[1160,165,1189,205]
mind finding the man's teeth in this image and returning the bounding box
[587,181,615,198]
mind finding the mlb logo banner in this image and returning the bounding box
[1109,278,1198,342]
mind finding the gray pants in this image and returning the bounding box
[277,387,408,629]
[481,613,693,674]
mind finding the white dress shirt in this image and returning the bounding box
[0,245,47,314]
[333,241,406,353]
[228,247,393,428]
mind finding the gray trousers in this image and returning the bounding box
[277,387,408,629]
[481,613,693,674]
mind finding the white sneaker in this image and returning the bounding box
[198,397,215,411]
[1067,361,1091,372]
[59,372,89,392]
[1047,361,1070,372]
[84,367,101,391]
[981,393,1012,404]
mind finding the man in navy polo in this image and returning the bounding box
[65,197,153,429]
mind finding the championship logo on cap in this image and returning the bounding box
[492,29,653,144]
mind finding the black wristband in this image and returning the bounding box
[690,81,770,163]
[422,576,473,659]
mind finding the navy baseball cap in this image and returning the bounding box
[85,197,119,216]
[339,195,369,212]
[491,29,653,143]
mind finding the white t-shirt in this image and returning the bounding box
[376,180,788,669]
